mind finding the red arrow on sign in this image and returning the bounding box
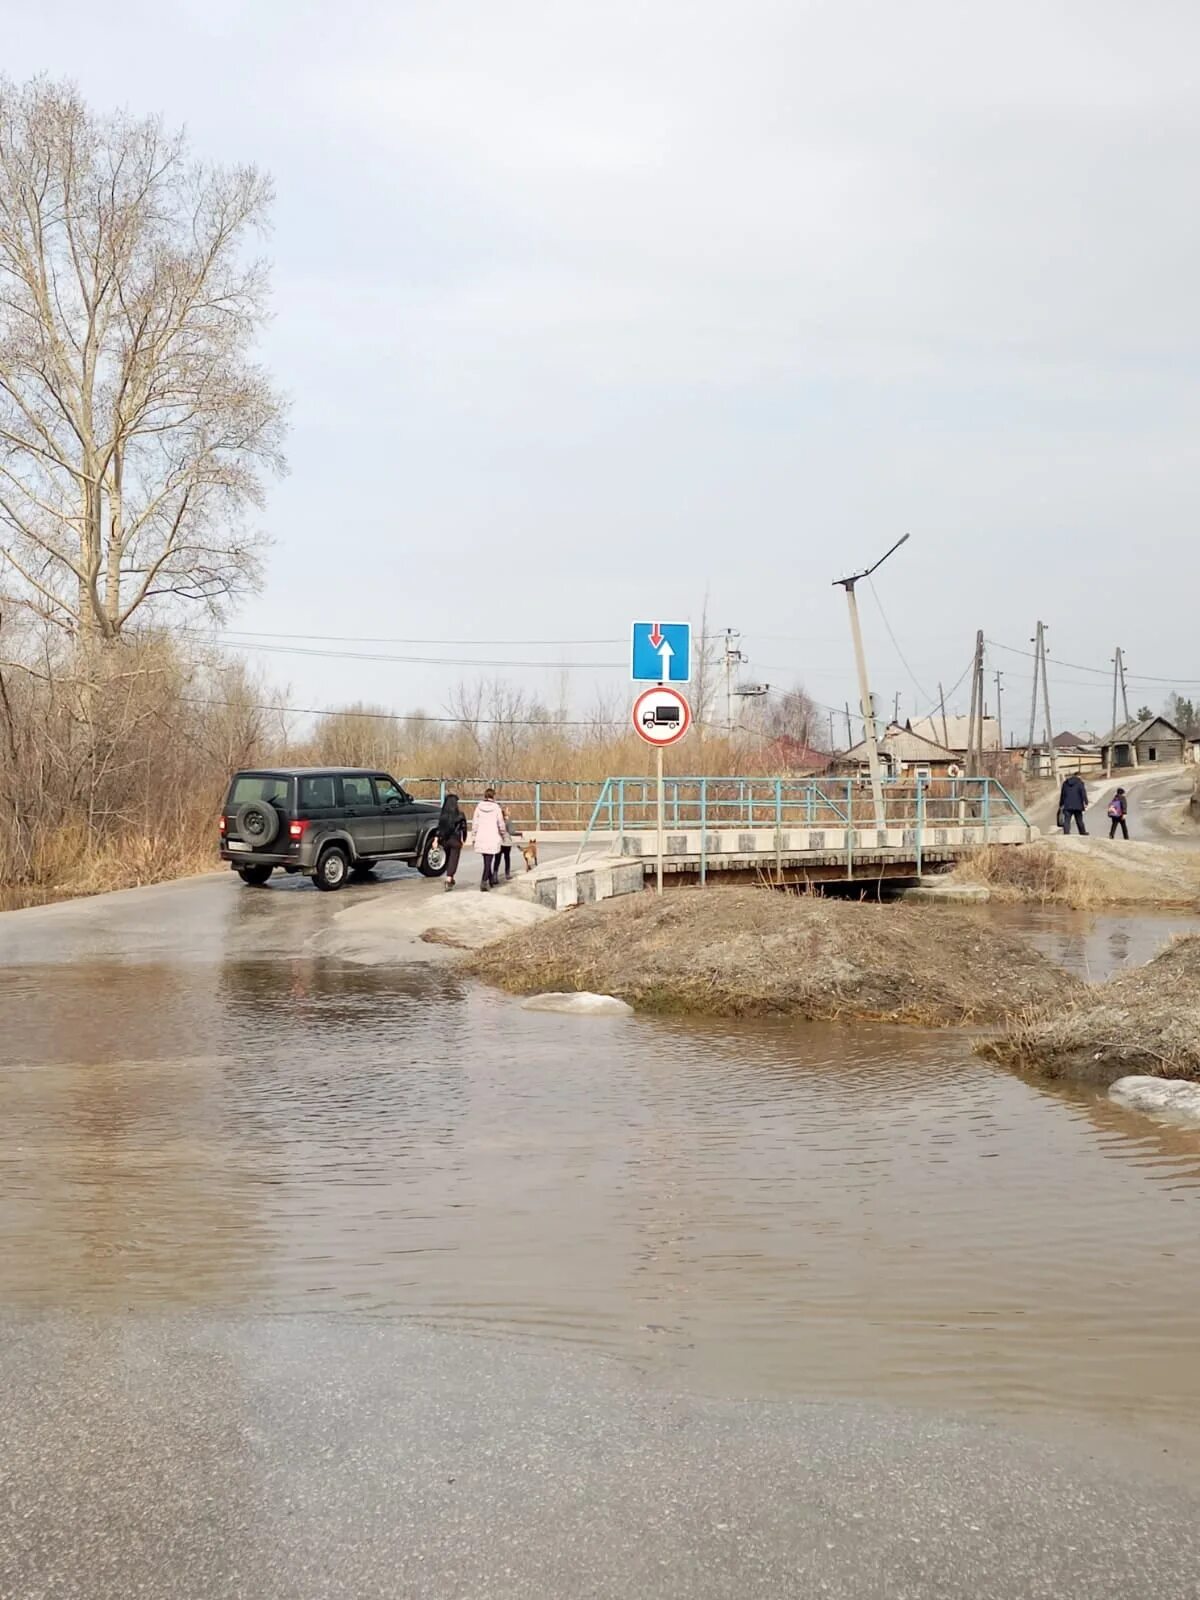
[648,623,663,649]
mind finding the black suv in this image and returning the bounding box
[219,767,446,890]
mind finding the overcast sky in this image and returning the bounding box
[6,1,1200,740]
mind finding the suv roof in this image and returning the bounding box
[233,766,387,777]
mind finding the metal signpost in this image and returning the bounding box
[631,680,692,897]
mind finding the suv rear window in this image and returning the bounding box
[298,775,337,810]
[228,774,293,808]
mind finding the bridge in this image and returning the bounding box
[406,775,1033,907]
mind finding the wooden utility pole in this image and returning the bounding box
[828,709,836,751]
[1108,649,1120,776]
[1025,628,1041,777]
[938,682,949,748]
[1037,622,1059,783]
[994,669,1004,753]
[893,690,900,726]
[966,630,985,776]
[844,702,853,749]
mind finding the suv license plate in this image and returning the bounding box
[228,840,251,851]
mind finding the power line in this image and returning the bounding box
[987,638,1200,687]
[201,639,626,669]
[189,628,628,647]
[866,576,934,705]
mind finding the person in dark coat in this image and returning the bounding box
[1059,773,1089,834]
[1107,787,1129,840]
[434,793,468,890]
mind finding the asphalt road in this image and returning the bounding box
[3,1315,1199,1600]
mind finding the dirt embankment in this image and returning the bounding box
[945,839,1200,908]
[979,934,1200,1085]
[465,887,1077,1026]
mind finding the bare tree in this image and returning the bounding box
[762,683,820,750]
[0,77,285,645]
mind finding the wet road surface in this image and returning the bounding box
[2,871,1199,1596]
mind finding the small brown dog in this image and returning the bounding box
[521,839,539,871]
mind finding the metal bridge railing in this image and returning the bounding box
[569,775,1029,879]
[403,775,1029,878]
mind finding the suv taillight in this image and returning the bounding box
[289,820,307,839]
[219,815,226,833]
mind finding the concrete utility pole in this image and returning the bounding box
[833,533,910,835]
[828,709,836,751]
[723,629,744,741]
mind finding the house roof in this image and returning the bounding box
[908,714,1001,752]
[759,735,829,770]
[841,723,958,763]
[1103,716,1186,745]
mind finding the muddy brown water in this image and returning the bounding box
[1,875,1199,1463]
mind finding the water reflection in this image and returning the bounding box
[1,914,1199,1455]
[982,904,1200,982]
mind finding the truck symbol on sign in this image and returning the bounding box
[643,705,681,728]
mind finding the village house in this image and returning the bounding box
[1100,716,1194,770]
[908,714,1001,754]
[829,723,962,779]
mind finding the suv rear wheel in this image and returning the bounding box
[417,831,447,877]
[314,844,350,891]
[236,864,274,887]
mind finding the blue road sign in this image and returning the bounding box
[631,621,691,683]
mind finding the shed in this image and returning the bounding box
[1100,716,1187,771]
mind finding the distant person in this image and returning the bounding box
[1107,787,1129,840]
[1059,773,1089,835]
[470,787,509,891]
[434,792,468,890]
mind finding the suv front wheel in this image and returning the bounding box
[314,844,350,891]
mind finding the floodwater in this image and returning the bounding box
[1,877,1199,1464]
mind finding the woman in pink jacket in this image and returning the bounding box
[470,787,509,891]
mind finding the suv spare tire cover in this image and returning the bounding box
[235,800,281,847]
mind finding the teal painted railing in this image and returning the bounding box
[405,775,1030,879]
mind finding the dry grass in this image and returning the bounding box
[979,932,1200,1084]
[950,843,1090,904]
[949,840,1200,908]
[465,886,1077,1025]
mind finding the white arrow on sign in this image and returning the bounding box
[648,623,673,681]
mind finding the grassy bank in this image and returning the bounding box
[979,934,1200,1085]
[465,887,1076,1025]
[947,840,1200,908]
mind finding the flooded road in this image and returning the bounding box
[2,872,1199,1466]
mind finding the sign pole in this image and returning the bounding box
[656,744,664,896]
